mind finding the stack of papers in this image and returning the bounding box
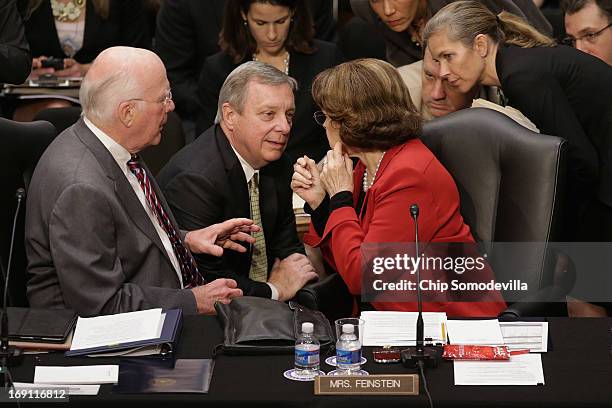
[360,311,447,346]
[454,354,545,385]
[446,319,504,345]
[500,321,548,352]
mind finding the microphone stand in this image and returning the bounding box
[401,204,440,369]
[0,188,26,387]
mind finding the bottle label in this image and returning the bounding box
[336,348,361,365]
[295,348,320,366]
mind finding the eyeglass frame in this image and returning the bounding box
[313,110,327,126]
[562,22,612,46]
[128,89,173,107]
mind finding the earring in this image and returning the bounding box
[243,19,247,26]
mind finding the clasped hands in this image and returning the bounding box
[291,142,353,210]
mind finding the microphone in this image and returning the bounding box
[0,188,25,387]
[401,203,440,369]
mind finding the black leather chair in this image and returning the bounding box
[0,118,57,307]
[34,107,185,176]
[421,108,570,317]
[297,108,571,319]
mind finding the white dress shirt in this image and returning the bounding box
[230,146,279,300]
[84,117,184,288]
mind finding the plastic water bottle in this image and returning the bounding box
[294,322,320,378]
[336,323,361,373]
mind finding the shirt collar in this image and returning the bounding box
[83,116,132,176]
[230,145,258,183]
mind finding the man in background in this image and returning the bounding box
[562,0,612,65]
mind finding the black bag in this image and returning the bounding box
[214,296,335,355]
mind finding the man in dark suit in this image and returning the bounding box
[0,0,31,84]
[26,46,256,317]
[155,0,335,140]
[159,61,318,301]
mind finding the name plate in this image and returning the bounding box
[314,374,419,396]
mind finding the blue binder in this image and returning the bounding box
[65,309,183,357]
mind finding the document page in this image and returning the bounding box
[499,321,548,352]
[454,354,545,385]
[360,311,447,346]
[34,365,119,385]
[70,308,162,350]
[446,319,504,345]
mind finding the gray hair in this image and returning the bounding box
[79,63,142,123]
[423,1,554,50]
[215,61,298,124]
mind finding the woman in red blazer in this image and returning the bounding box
[291,58,506,317]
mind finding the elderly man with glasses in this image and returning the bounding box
[562,0,612,65]
[26,46,258,317]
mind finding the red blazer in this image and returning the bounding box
[304,139,506,317]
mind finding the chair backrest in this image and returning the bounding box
[0,118,57,307]
[421,108,567,305]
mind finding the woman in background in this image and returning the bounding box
[14,0,151,121]
[196,0,343,163]
[291,58,506,317]
[424,0,612,242]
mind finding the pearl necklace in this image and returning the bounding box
[252,51,290,75]
[363,152,386,192]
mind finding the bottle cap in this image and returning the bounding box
[302,322,314,333]
[342,324,354,334]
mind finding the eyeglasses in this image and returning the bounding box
[313,110,327,126]
[129,89,173,107]
[562,22,612,46]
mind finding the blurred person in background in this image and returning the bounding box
[562,0,612,64]
[13,0,151,121]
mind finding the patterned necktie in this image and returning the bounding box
[248,173,268,282]
[127,154,205,288]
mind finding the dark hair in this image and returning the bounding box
[424,0,555,49]
[561,0,612,19]
[219,0,315,64]
[311,59,422,151]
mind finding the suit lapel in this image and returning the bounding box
[258,170,277,250]
[215,126,250,220]
[73,119,175,271]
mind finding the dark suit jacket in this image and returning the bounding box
[350,0,553,67]
[24,0,151,63]
[26,119,197,316]
[196,40,343,163]
[157,125,304,298]
[155,0,335,120]
[0,0,31,84]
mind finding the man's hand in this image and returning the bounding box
[185,218,260,257]
[191,278,243,314]
[268,254,319,302]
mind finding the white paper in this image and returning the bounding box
[360,311,447,346]
[70,308,162,350]
[500,321,548,352]
[446,319,504,345]
[454,354,545,385]
[13,382,100,395]
[34,365,118,385]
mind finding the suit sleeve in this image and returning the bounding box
[155,0,200,119]
[47,184,196,316]
[162,172,272,298]
[118,0,152,49]
[267,165,305,261]
[195,57,223,135]
[309,0,335,41]
[504,76,599,198]
[0,0,31,84]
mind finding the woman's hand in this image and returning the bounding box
[320,142,353,197]
[291,155,326,210]
[55,59,90,77]
[30,56,56,78]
